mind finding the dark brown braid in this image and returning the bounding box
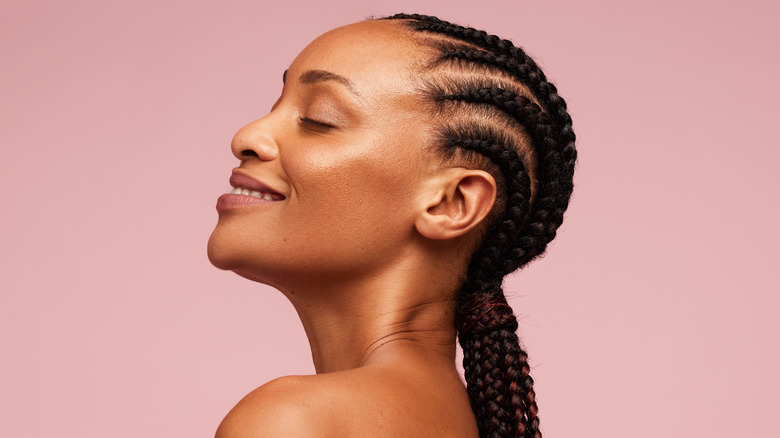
[383,14,577,438]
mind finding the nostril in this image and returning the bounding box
[241,149,259,158]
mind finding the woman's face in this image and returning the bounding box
[207,20,438,289]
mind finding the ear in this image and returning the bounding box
[415,169,497,240]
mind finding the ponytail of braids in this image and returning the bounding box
[383,14,577,438]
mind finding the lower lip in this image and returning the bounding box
[216,193,279,211]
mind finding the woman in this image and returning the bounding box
[208,13,576,438]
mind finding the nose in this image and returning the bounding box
[230,117,279,162]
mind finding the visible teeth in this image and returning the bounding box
[229,186,277,200]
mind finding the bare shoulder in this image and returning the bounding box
[215,364,477,438]
[215,375,340,438]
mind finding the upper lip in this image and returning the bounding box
[229,170,285,199]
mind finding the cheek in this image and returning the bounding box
[284,141,421,240]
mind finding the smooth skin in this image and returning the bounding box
[208,20,497,437]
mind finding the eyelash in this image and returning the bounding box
[299,116,334,130]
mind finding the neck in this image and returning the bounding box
[280,258,460,374]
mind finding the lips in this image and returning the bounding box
[229,171,285,200]
[216,171,286,211]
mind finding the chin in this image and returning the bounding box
[231,267,276,285]
[206,228,238,271]
[207,229,280,287]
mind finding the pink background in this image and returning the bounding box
[2,0,778,436]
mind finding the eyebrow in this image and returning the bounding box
[283,69,359,96]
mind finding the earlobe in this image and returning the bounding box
[415,170,497,241]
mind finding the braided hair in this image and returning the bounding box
[382,14,577,438]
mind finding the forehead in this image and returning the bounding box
[288,20,423,95]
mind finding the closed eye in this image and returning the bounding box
[299,116,335,130]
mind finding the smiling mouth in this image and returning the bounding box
[228,186,285,201]
[228,171,286,201]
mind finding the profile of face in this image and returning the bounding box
[207,21,455,291]
[208,15,575,437]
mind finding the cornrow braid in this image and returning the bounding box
[383,14,577,438]
[389,13,576,178]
